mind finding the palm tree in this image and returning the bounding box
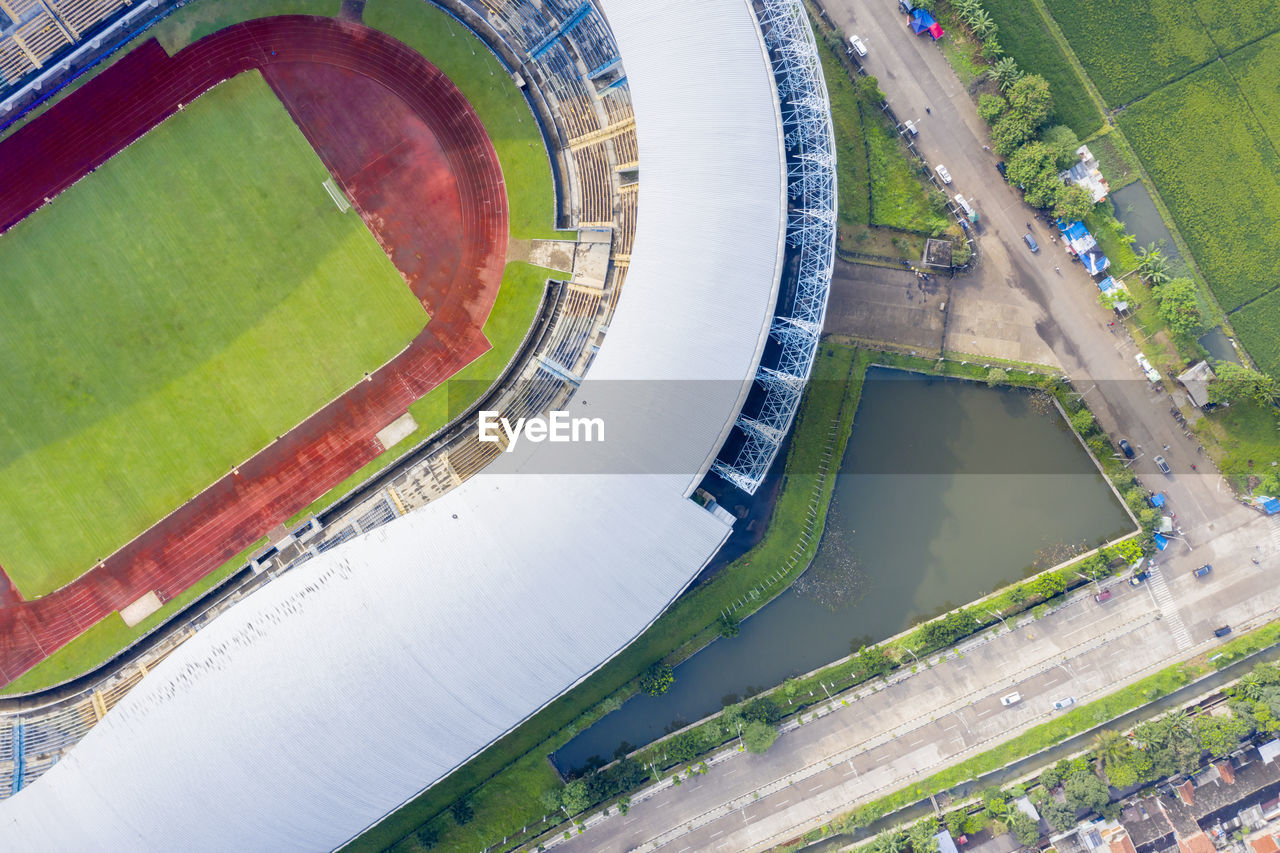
[908,819,941,853]
[968,9,996,38]
[1094,730,1131,772]
[1238,671,1265,701]
[1135,244,1172,286]
[993,57,1022,92]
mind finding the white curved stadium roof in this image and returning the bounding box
[0,0,786,848]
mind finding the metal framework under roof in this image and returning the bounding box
[713,0,836,495]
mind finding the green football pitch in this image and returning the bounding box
[0,71,426,598]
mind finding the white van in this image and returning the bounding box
[849,35,868,57]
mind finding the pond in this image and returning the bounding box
[551,367,1134,776]
[1198,326,1241,366]
[1109,182,1182,267]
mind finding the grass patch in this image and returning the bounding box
[287,261,555,523]
[1188,0,1280,53]
[1042,0,1216,106]
[814,27,872,230]
[1118,62,1280,312]
[149,0,339,52]
[364,0,559,240]
[0,72,423,597]
[351,344,872,852]
[1231,291,1280,380]
[1193,398,1280,491]
[981,0,1103,135]
[0,538,259,696]
[1084,128,1142,190]
[866,114,949,234]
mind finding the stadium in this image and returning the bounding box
[0,0,833,848]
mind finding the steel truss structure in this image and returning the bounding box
[713,0,835,494]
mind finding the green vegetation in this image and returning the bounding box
[354,344,870,852]
[0,539,259,696]
[1118,63,1280,311]
[816,26,872,232]
[0,73,423,597]
[1193,397,1280,492]
[978,0,1103,135]
[1041,0,1216,106]
[809,10,952,260]
[1223,295,1280,384]
[285,261,553,523]
[1084,129,1142,190]
[1187,0,1280,53]
[149,0,339,52]
[639,664,675,696]
[742,720,780,754]
[365,0,559,240]
[410,350,1145,852]
[866,116,950,234]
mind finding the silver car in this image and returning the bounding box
[935,164,952,184]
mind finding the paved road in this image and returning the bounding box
[549,514,1280,853]
[539,6,1275,852]
[826,1,1251,538]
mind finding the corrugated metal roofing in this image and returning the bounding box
[0,0,786,848]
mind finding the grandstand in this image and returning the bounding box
[0,0,833,846]
[0,0,129,88]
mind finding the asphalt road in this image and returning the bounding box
[827,0,1252,538]
[537,6,1274,852]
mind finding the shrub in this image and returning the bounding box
[718,612,741,638]
[742,720,779,754]
[449,799,474,826]
[1069,408,1097,436]
[640,663,675,696]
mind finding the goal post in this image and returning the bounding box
[322,177,351,213]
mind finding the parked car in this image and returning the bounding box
[898,0,915,12]
[1118,439,1135,458]
[903,119,919,136]
[1129,571,1149,586]
[1001,692,1022,706]
[995,161,1007,178]
[1214,625,1233,638]
[1053,697,1076,710]
[1023,233,1039,253]
[1094,588,1112,603]
[935,164,952,184]
[1194,564,1213,578]
[849,35,868,57]
[1154,455,1171,474]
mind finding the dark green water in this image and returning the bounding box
[552,368,1134,774]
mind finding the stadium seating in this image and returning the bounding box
[571,141,614,223]
[0,0,642,787]
[49,0,129,38]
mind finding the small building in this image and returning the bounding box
[1177,361,1216,409]
[936,829,962,853]
[1060,144,1110,203]
[1261,739,1280,764]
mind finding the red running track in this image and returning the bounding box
[0,17,509,685]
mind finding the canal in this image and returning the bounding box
[552,367,1134,775]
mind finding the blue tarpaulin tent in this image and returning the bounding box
[1084,247,1111,275]
[1153,533,1170,551]
[1264,497,1280,515]
[910,8,943,38]
[1150,492,1166,507]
